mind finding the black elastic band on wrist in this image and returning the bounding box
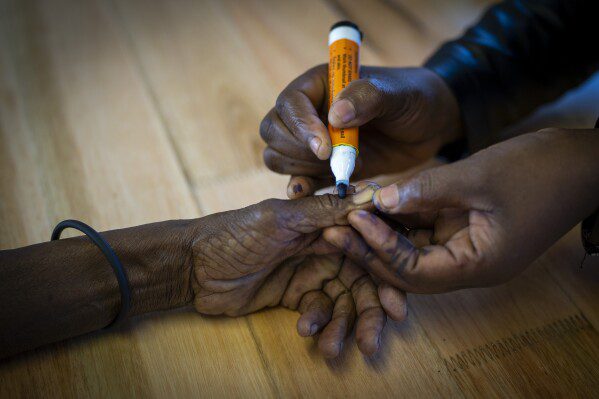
[51,219,131,328]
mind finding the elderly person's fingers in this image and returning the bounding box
[351,273,386,356]
[286,176,331,199]
[297,291,334,337]
[377,283,407,322]
[317,292,356,358]
[281,255,341,310]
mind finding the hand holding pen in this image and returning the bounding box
[260,64,462,198]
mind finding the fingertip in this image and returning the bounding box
[348,209,370,224]
[355,307,385,357]
[297,319,309,337]
[287,182,305,199]
[309,136,322,157]
[357,334,380,357]
[287,176,314,199]
[378,283,408,322]
[317,139,332,161]
[373,185,400,213]
[319,339,342,359]
[309,124,332,160]
[350,184,378,206]
[297,316,320,337]
[354,180,380,193]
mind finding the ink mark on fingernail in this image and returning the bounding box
[293,184,303,194]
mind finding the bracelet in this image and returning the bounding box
[51,219,131,328]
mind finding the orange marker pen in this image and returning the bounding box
[328,21,362,198]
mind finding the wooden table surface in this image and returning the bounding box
[1,0,598,397]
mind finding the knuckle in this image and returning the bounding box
[350,275,371,295]
[252,198,282,222]
[259,113,274,143]
[258,197,283,211]
[356,78,386,113]
[418,172,435,198]
[317,193,342,210]
[310,63,328,75]
[304,64,328,81]
[412,171,434,202]
[288,64,326,95]
[361,78,385,99]
[391,248,419,279]
[275,90,292,116]
[335,294,354,316]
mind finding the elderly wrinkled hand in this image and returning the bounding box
[281,254,406,357]
[189,182,406,357]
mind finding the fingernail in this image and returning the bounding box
[310,324,318,336]
[309,136,321,155]
[352,184,376,205]
[330,99,356,125]
[375,186,399,210]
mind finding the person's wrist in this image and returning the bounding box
[107,220,196,316]
[535,127,599,193]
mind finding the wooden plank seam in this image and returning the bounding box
[443,313,593,371]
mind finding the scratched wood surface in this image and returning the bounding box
[1,0,598,398]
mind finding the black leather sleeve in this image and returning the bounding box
[425,0,599,151]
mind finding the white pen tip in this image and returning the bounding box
[330,146,356,188]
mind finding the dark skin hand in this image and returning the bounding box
[260,65,462,198]
[324,129,599,293]
[192,182,406,357]
[0,183,406,359]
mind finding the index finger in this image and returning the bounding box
[275,65,331,160]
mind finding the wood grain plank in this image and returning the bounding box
[320,0,437,65]
[110,0,385,191]
[247,307,464,398]
[388,0,493,42]
[0,0,275,397]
